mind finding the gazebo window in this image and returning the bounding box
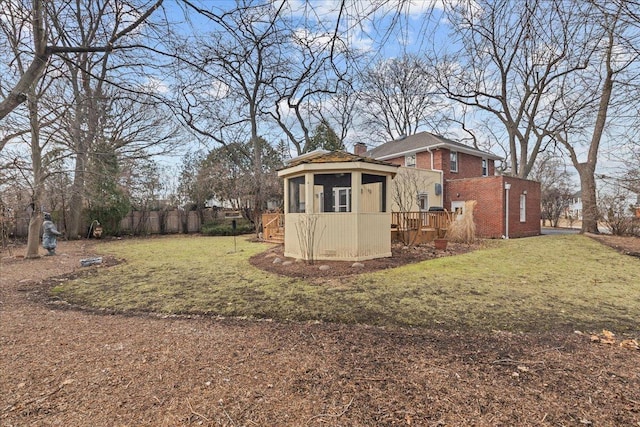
[361,173,387,212]
[314,173,352,212]
[288,176,306,213]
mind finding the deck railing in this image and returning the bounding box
[391,211,454,231]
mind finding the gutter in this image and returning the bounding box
[375,143,502,161]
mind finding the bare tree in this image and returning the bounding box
[265,7,353,156]
[0,0,164,123]
[530,154,575,227]
[0,1,74,257]
[431,0,639,234]
[38,0,174,239]
[551,1,640,233]
[357,54,448,142]
[431,0,593,179]
[174,1,293,228]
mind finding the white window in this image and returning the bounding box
[405,154,416,167]
[418,193,429,211]
[450,151,458,172]
[482,158,488,176]
[451,201,465,220]
[332,187,351,212]
[520,194,526,222]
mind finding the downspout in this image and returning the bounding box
[426,146,435,170]
[426,147,444,207]
[504,182,511,239]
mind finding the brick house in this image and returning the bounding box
[359,132,541,239]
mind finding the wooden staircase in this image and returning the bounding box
[262,213,284,244]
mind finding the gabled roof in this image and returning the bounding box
[365,131,502,161]
[285,150,396,168]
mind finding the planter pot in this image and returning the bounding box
[434,238,448,251]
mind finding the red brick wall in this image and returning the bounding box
[385,153,433,169]
[447,176,540,239]
[383,150,495,179]
[384,156,404,167]
[503,178,541,238]
[441,149,494,181]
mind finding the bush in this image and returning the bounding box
[201,219,254,236]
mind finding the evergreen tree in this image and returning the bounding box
[305,120,344,153]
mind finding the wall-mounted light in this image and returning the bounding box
[523,190,527,195]
[456,192,460,197]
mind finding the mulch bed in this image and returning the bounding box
[249,241,481,279]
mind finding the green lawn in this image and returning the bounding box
[52,234,640,333]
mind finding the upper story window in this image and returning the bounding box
[405,154,416,167]
[450,151,458,172]
[482,158,488,176]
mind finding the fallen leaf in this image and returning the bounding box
[602,329,615,339]
[620,339,640,350]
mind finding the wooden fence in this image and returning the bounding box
[3,208,223,239]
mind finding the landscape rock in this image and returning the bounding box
[80,257,103,267]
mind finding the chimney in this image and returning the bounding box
[354,142,367,156]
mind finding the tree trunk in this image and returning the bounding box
[577,163,599,234]
[25,92,44,258]
[67,150,87,239]
[25,213,42,258]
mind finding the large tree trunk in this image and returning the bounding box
[577,163,599,234]
[25,212,43,258]
[25,92,44,258]
[67,144,87,239]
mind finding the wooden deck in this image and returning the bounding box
[391,211,454,244]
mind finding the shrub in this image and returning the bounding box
[201,219,254,236]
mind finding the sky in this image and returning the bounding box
[1,0,636,196]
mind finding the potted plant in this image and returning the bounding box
[433,237,448,250]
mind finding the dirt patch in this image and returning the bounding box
[1,238,639,426]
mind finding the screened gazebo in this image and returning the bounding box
[277,150,398,262]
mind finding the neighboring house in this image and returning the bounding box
[359,131,541,239]
[564,191,583,220]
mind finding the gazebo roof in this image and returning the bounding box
[278,150,399,178]
[285,150,396,168]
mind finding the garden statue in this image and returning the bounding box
[42,213,62,256]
